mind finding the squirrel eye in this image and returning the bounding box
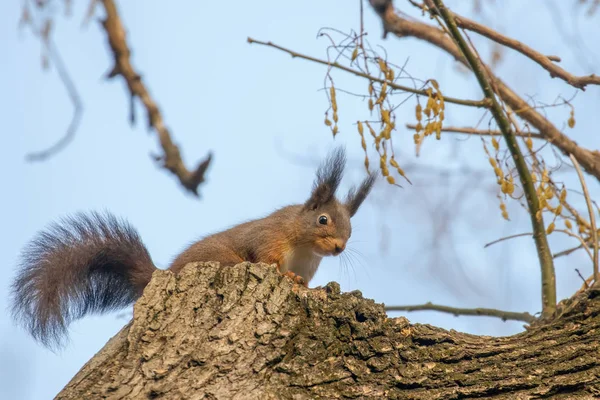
[318,215,328,225]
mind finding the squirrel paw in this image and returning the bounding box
[281,270,307,287]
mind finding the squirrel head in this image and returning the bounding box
[300,147,376,257]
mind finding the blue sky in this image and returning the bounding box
[1,1,599,398]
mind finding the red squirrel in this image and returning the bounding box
[10,147,375,348]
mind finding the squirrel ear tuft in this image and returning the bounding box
[345,173,376,217]
[304,147,346,210]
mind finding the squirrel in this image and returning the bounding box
[10,147,375,349]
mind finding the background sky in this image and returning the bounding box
[1,1,599,398]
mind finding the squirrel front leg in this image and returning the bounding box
[273,255,307,287]
[279,268,307,287]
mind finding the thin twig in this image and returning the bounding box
[554,243,584,258]
[554,229,600,259]
[385,302,536,323]
[569,154,599,282]
[423,0,600,90]
[247,37,491,109]
[431,0,556,317]
[555,229,594,262]
[406,124,544,139]
[24,17,83,161]
[99,0,212,196]
[485,229,593,261]
[484,233,533,248]
[579,274,594,292]
[575,269,589,289]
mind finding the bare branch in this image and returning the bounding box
[431,0,556,317]
[570,154,599,282]
[99,0,212,196]
[406,124,544,139]
[423,0,600,90]
[371,1,600,183]
[385,302,536,323]
[247,37,491,109]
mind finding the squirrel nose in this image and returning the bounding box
[334,243,346,255]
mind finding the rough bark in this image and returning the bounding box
[57,262,600,399]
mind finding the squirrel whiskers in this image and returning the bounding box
[10,147,376,349]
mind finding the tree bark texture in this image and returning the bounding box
[57,262,600,399]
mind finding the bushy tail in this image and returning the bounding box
[10,211,156,349]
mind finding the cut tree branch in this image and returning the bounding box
[431,0,556,317]
[406,124,544,139]
[371,1,600,183]
[99,0,212,196]
[247,37,491,109]
[385,302,536,323]
[423,0,600,90]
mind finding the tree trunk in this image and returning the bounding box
[57,262,600,399]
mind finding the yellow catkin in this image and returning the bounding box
[565,219,573,230]
[546,222,555,234]
[351,47,358,61]
[330,89,337,115]
[559,188,567,203]
[387,68,395,81]
[432,102,440,117]
[525,137,533,150]
[386,175,395,185]
[378,58,387,74]
[555,204,563,216]
[383,123,392,139]
[381,109,390,124]
[499,202,509,220]
[492,138,499,151]
[568,109,576,128]
[365,121,377,139]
